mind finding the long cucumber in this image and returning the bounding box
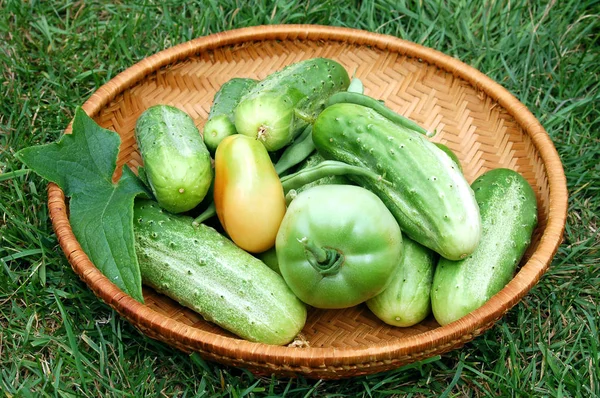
[134,199,307,345]
[312,102,481,261]
[431,168,538,326]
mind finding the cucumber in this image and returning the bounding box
[366,237,436,327]
[435,143,462,173]
[431,168,538,326]
[234,58,350,151]
[203,78,258,153]
[133,199,307,345]
[135,105,212,214]
[313,102,481,261]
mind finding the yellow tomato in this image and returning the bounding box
[214,135,286,253]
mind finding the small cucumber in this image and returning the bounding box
[431,168,538,326]
[235,58,350,151]
[135,105,212,213]
[313,102,481,261]
[133,199,307,345]
[203,78,258,153]
[366,237,436,327]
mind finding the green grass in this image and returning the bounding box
[1,0,598,396]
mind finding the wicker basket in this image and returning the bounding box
[48,25,568,379]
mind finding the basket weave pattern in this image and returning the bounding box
[49,25,567,379]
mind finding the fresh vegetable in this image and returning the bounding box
[435,143,463,173]
[347,77,364,94]
[272,75,364,175]
[135,105,212,213]
[366,237,436,327]
[203,78,258,153]
[431,168,538,326]
[214,134,286,253]
[276,185,404,309]
[134,199,306,345]
[326,91,435,137]
[313,102,481,261]
[292,152,351,194]
[280,159,389,192]
[15,108,149,302]
[255,246,280,275]
[234,58,350,151]
[273,125,315,175]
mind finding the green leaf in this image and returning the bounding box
[15,107,149,303]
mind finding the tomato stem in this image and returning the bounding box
[298,237,344,276]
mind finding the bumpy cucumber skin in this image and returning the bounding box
[431,168,538,326]
[435,143,462,173]
[313,103,481,261]
[366,237,436,327]
[235,58,350,151]
[135,105,212,214]
[133,200,307,345]
[203,78,257,152]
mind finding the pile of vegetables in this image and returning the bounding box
[16,57,538,346]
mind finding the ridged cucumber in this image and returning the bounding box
[366,237,436,327]
[431,168,538,326]
[235,58,350,151]
[133,199,307,345]
[312,102,481,261]
[135,105,212,213]
[203,78,258,153]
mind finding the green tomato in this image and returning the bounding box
[275,184,404,309]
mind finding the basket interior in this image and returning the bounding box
[92,38,550,349]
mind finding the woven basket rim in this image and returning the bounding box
[49,24,568,373]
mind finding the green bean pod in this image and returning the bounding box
[280,160,389,192]
[326,91,435,138]
[274,125,315,175]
